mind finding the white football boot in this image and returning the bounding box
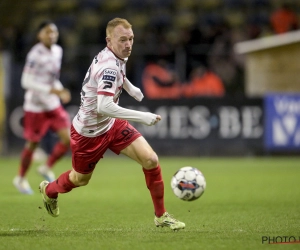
[13,176,34,195]
[37,165,55,182]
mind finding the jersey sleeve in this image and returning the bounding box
[21,49,52,93]
[96,59,119,97]
[23,50,40,75]
[21,71,51,93]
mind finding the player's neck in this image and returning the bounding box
[41,42,52,50]
[106,46,125,61]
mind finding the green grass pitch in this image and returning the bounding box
[0,155,299,250]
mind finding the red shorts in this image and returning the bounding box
[70,119,142,174]
[23,106,70,142]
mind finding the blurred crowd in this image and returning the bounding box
[1,0,300,99]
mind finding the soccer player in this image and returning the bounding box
[39,18,185,231]
[13,21,71,194]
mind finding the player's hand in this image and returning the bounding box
[52,88,71,104]
[145,114,161,126]
[153,115,161,125]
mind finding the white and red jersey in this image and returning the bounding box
[72,47,127,137]
[22,42,63,112]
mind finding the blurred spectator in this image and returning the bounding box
[270,3,299,34]
[183,64,225,98]
[142,59,181,99]
[5,0,299,99]
[182,24,210,78]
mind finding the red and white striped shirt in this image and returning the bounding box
[72,47,127,137]
[22,42,63,112]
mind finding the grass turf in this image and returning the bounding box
[0,156,299,250]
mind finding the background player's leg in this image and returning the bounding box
[47,128,69,168]
[38,128,69,182]
[13,141,38,194]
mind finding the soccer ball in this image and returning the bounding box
[171,166,206,201]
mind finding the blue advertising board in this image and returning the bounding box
[264,94,300,151]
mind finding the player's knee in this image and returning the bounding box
[58,130,70,145]
[143,151,159,169]
[72,178,90,187]
[77,179,90,186]
[25,141,39,151]
[60,137,70,146]
[69,171,91,186]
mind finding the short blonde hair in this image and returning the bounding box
[106,18,132,37]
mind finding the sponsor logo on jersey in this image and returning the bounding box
[104,69,117,76]
[102,68,117,82]
[103,69,117,82]
[102,75,116,81]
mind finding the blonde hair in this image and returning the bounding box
[106,18,132,37]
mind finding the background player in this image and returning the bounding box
[13,21,71,194]
[39,17,185,231]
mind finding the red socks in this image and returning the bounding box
[45,165,166,215]
[19,148,34,177]
[47,142,69,168]
[18,141,68,177]
[46,170,77,199]
[143,165,166,217]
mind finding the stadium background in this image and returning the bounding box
[1,0,300,156]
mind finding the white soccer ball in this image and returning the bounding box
[171,166,206,201]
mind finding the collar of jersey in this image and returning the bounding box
[106,47,128,62]
[38,42,53,52]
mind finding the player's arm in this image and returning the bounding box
[50,79,71,104]
[21,71,51,93]
[97,94,161,126]
[123,77,144,102]
[21,72,71,104]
